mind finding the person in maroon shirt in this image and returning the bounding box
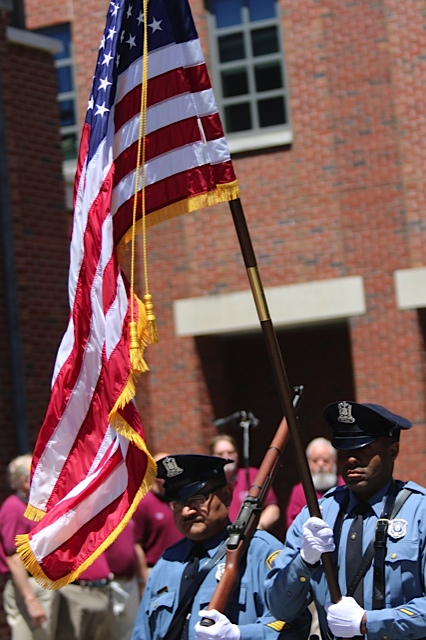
[133,452,183,590]
[0,454,60,640]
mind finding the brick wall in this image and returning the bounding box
[0,12,68,636]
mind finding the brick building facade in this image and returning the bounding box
[22,0,426,534]
[0,4,69,636]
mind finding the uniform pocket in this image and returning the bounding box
[386,540,421,605]
[147,589,177,637]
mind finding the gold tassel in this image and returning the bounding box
[129,320,148,374]
[143,293,159,344]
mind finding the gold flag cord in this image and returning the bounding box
[129,0,159,370]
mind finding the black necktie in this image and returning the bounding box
[346,502,371,606]
[179,544,207,639]
[179,543,207,600]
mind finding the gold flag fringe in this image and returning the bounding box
[24,503,46,522]
[109,294,153,438]
[16,445,157,590]
[119,181,241,249]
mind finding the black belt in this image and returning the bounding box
[71,578,110,587]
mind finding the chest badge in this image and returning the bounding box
[388,518,408,540]
[215,562,226,582]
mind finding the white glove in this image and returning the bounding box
[195,609,241,640]
[300,516,335,565]
[325,597,366,637]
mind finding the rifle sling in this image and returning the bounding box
[344,485,412,607]
[162,540,228,640]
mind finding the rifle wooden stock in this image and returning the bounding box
[201,390,302,624]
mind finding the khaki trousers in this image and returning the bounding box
[56,583,117,640]
[3,578,60,640]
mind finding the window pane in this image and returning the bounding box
[251,26,279,56]
[248,0,276,21]
[255,62,282,92]
[213,0,242,28]
[56,66,73,93]
[257,96,286,127]
[61,133,78,161]
[222,68,248,97]
[225,103,252,132]
[39,24,71,60]
[218,33,245,62]
[59,99,76,127]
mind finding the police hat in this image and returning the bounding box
[323,401,412,450]
[156,454,233,501]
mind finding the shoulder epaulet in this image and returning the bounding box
[162,537,187,561]
[400,480,426,496]
[321,484,347,500]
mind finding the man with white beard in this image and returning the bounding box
[285,437,342,530]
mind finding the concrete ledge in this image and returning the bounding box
[228,129,292,155]
[173,275,366,336]
[7,26,63,54]
[394,267,426,310]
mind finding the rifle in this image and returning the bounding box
[200,386,303,624]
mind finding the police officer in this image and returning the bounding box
[265,400,426,640]
[131,454,311,640]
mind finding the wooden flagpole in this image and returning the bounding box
[229,197,341,603]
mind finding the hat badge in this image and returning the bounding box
[337,401,355,423]
[162,456,184,478]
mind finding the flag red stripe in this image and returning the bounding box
[114,63,211,133]
[32,167,119,499]
[32,442,145,581]
[43,288,137,509]
[112,161,235,244]
[113,118,201,186]
[200,113,228,142]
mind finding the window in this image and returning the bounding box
[207,0,291,152]
[36,24,79,162]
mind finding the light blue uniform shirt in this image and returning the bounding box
[265,480,426,640]
[132,528,311,640]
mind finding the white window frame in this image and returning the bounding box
[36,23,79,164]
[206,0,292,154]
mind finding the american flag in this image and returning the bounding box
[17,0,239,588]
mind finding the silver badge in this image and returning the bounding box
[388,519,408,540]
[337,401,355,423]
[215,562,226,582]
[162,457,184,478]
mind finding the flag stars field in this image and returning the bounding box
[95,103,109,117]
[98,78,112,91]
[126,33,137,48]
[102,51,114,66]
[149,17,162,32]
